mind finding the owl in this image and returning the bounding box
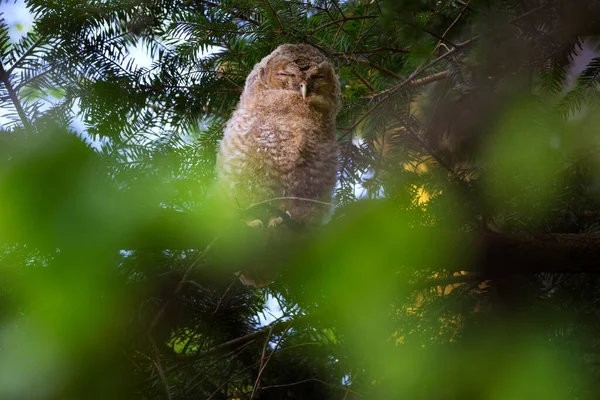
[215,43,340,286]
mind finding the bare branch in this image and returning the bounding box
[150,337,173,400]
[250,322,292,399]
[407,70,449,87]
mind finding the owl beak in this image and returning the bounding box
[300,83,307,100]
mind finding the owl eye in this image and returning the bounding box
[276,72,293,76]
[313,74,326,79]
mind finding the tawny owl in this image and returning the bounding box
[215,43,340,286]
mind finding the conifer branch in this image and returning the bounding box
[262,0,285,33]
[339,41,470,140]
[14,67,53,92]
[402,120,455,174]
[196,0,261,25]
[6,36,45,76]
[351,69,375,92]
[337,54,403,79]
[310,15,378,34]
[0,61,33,131]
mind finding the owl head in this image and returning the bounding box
[242,44,340,113]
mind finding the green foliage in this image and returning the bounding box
[3,0,600,399]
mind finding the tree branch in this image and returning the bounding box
[262,0,284,33]
[7,36,45,75]
[310,15,378,34]
[0,61,33,131]
[419,230,600,275]
[14,67,53,93]
[407,70,449,87]
[114,206,600,278]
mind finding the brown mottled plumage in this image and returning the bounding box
[215,44,340,286]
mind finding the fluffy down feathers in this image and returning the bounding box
[215,44,340,286]
[216,44,340,224]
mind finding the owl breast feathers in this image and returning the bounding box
[216,44,340,225]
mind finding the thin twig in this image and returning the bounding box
[423,28,459,49]
[337,54,402,79]
[150,337,173,400]
[402,118,455,174]
[442,1,471,39]
[331,47,409,56]
[249,325,275,399]
[407,70,449,87]
[246,196,332,210]
[205,360,263,400]
[261,378,362,397]
[342,38,475,141]
[249,321,293,399]
[337,2,556,143]
[189,316,296,360]
[509,1,556,24]
[213,275,238,315]
[351,69,375,92]
[148,236,219,332]
[361,70,449,100]
[376,37,475,97]
[331,0,346,19]
[310,15,378,34]
[323,2,352,47]
[263,0,285,32]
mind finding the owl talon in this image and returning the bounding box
[246,219,264,228]
[236,271,273,287]
[268,216,284,228]
[267,210,292,228]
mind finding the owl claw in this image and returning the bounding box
[246,219,264,228]
[236,271,273,287]
[268,216,283,228]
[268,211,292,228]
